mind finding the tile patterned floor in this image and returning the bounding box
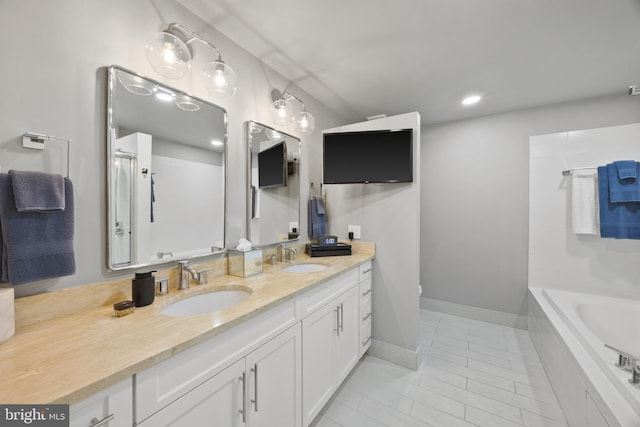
[311,309,568,427]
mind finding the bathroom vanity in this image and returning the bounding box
[0,243,374,427]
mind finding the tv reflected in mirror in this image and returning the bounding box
[258,141,287,189]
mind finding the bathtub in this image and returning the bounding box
[529,288,640,426]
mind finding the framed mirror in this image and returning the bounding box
[107,66,227,270]
[246,121,301,246]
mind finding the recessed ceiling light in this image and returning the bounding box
[462,95,482,106]
[210,140,223,146]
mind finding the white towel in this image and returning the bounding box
[571,168,600,234]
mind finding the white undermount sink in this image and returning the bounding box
[161,289,252,317]
[282,263,329,273]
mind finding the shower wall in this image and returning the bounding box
[529,122,640,297]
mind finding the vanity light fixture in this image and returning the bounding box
[145,22,238,97]
[270,89,316,135]
[461,94,482,106]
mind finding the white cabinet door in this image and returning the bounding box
[246,324,302,427]
[302,301,338,426]
[69,378,132,427]
[138,359,245,427]
[335,285,360,385]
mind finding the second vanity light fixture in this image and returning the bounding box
[145,22,238,97]
[270,89,316,135]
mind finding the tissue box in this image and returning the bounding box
[228,249,263,278]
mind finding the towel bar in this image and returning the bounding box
[562,166,598,176]
[20,132,71,178]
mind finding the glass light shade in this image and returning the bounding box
[270,99,293,126]
[117,72,155,96]
[145,32,192,79]
[203,60,238,97]
[174,94,202,112]
[264,129,284,140]
[293,110,315,134]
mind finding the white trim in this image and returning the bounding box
[368,339,421,370]
[420,297,528,330]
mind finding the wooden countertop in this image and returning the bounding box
[0,242,374,404]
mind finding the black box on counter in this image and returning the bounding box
[306,243,352,257]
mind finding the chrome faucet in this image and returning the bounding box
[178,260,199,290]
[284,247,297,261]
[278,244,297,262]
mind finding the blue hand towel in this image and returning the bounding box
[308,197,326,238]
[0,173,75,285]
[316,196,326,215]
[598,166,640,239]
[608,162,640,203]
[615,160,637,179]
[8,170,66,212]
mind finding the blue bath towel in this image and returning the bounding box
[308,197,326,237]
[9,170,66,212]
[0,173,75,285]
[608,161,640,203]
[598,166,640,239]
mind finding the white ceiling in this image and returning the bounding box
[179,0,640,125]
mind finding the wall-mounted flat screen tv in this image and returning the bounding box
[323,128,413,184]
[258,141,287,188]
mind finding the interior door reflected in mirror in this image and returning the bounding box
[246,121,300,246]
[107,66,227,270]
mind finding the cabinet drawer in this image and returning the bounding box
[359,277,371,299]
[69,378,132,427]
[360,317,372,354]
[299,268,358,317]
[135,300,297,422]
[360,296,371,323]
[359,261,372,282]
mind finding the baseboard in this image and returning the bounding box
[368,339,421,370]
[420,297,528,330]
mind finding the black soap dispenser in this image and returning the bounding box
[132,271,156,307]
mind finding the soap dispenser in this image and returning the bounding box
[132,271,156,307]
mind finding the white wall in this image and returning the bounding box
[323,113,421,365]
[421,94,640,317]
[0,0,346,297]
[529,123,640,297]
